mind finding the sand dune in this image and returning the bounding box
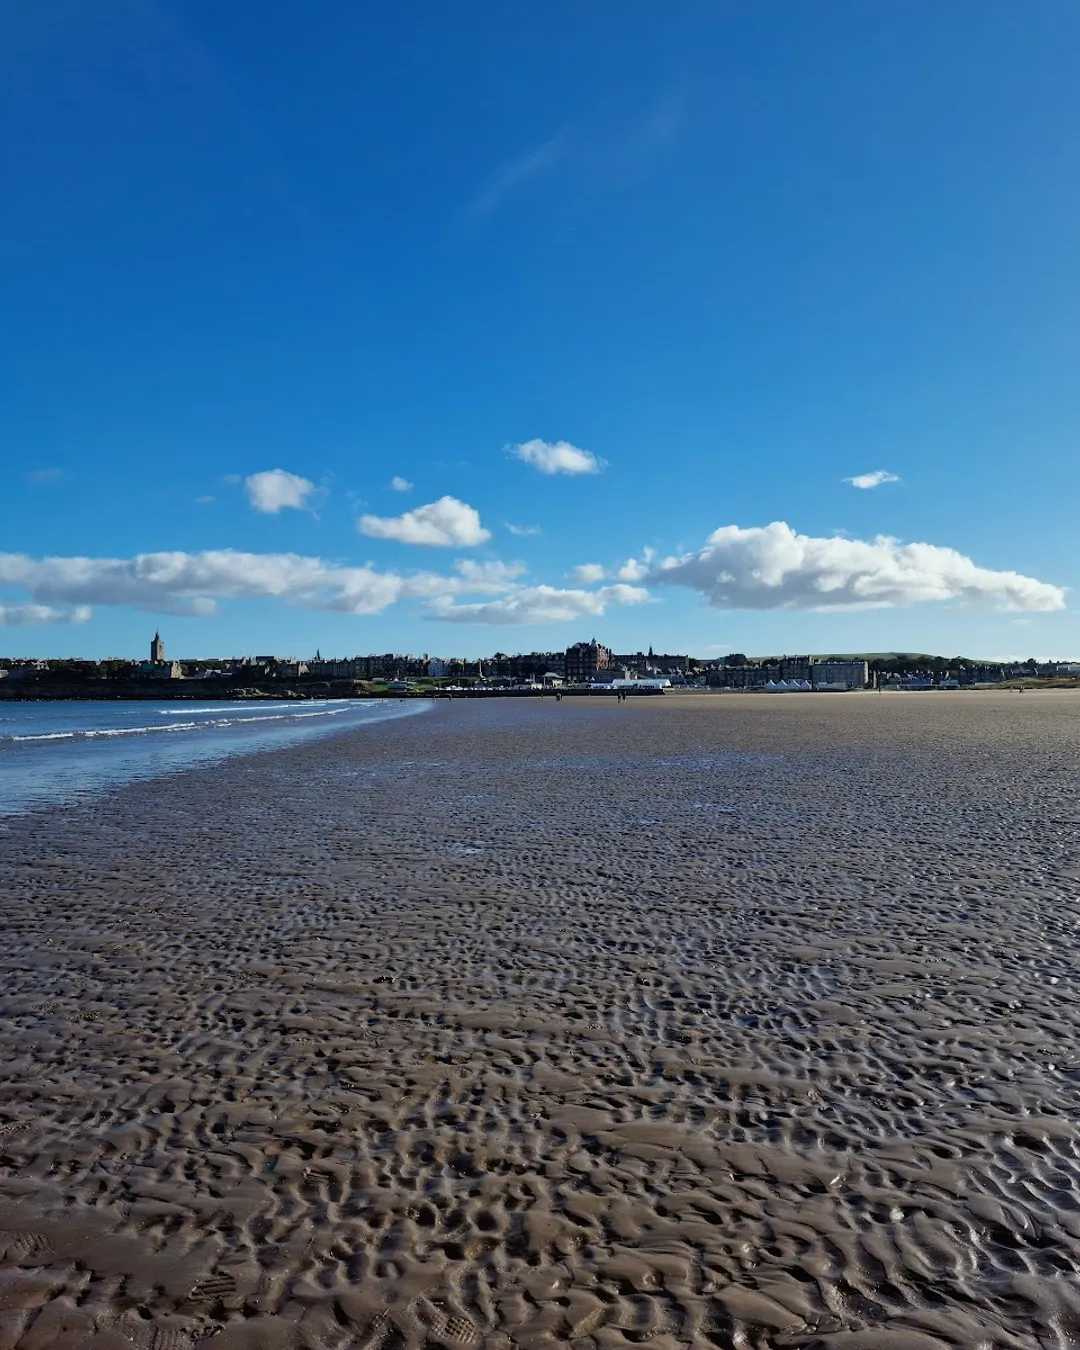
[0,692,1078,1348]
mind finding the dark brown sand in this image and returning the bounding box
[1,691,1079,1350]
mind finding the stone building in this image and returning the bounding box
[810,659,869,690]
[565,640,612,683]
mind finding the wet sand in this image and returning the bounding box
[1,691,1079,1349]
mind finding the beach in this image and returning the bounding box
[1,691,1078,1349]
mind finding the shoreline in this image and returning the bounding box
[4,682,1079,703]
[0,697,434,820]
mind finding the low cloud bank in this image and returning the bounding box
[0,602,91,627]
[426,583,649,625]
[0,550,468,618]
[0,521,1061,632]
[652,522,1065,612]
[0,550,632,625]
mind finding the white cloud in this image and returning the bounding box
[652,521,1066,613]
[0,603,90,626]
[844,470,900,490]
[0,549,522,621]
[426,583,649,626]
[453,559,527,591]
[389,476,413,492]
[569,563,607,585]
[506,522,542,537]
[616,548,656,582]
[24,468,66,486]
[245,469,317,514]
[359,496,491,548]
[617,558,649,582]
[510,439,606,476]
[195,496,215,505]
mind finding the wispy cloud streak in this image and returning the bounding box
[467,135,563,218]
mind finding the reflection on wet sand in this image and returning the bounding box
[0,692,1078,1349]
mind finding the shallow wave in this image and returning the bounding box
[150,700,355,716]
[6,704,361,744]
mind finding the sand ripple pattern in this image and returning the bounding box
[0,692,1079,1349]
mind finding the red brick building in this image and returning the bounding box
[564,640,612,683]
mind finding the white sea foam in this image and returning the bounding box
[150,700,354,716]
[6,703,362,743]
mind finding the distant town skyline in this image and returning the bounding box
[2,5,1078,663]
[6,639,1073,703]
[2,630,1075,670]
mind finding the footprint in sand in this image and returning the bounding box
[104,1318,220,1350]
[358,1300,480,1350]
[408,1298,482,1347]
[0,1229,51,1261]
[189,1270,237,1303]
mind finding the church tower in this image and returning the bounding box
[151,631,165,663]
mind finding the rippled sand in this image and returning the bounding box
[1,691,1079,1349]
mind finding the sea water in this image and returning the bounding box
[0,698,430,816]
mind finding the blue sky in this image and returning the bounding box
[2,1,1078,660]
